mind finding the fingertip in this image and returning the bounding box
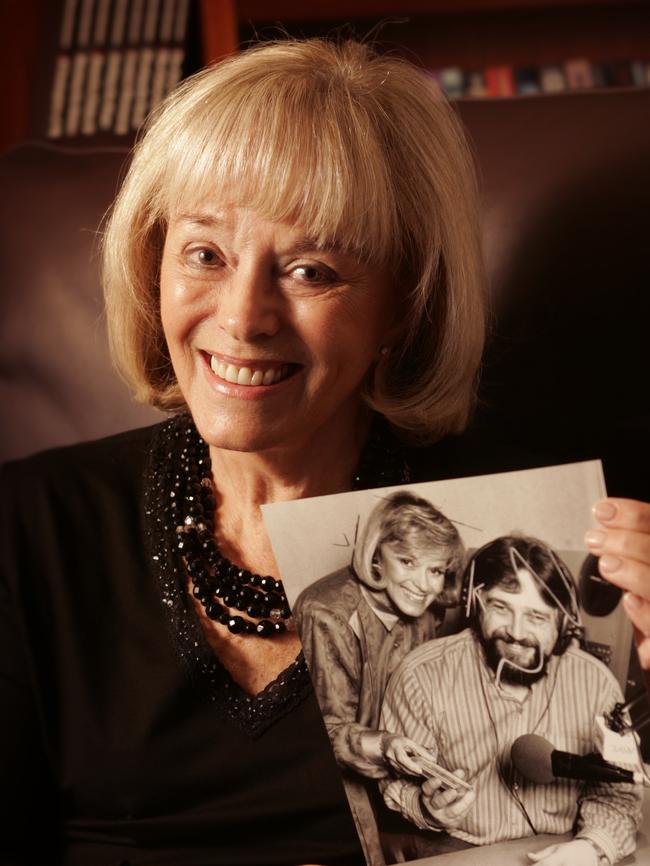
[599,554,622,576]
[593,499,618,523]
[624,591,643,610]
[421,778,437,796]
[624,595,650,639]
[593,497,650,532]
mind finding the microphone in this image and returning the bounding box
[511,734,644,786]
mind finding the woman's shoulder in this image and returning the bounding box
[294,566,361,613]
[0,422,166,539]
[0,423,168,606]
[1,422,161,491]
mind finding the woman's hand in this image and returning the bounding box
[382,733,441,776]
[586,498,650,667]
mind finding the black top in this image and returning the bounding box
[0,424,366,866]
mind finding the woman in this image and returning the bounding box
[294,491,465,864]
[295,491,464,779]
[0,38,483,866]
[0,35,648,866]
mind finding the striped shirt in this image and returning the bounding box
[380,629,642,864]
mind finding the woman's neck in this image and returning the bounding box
[208,410,371,575]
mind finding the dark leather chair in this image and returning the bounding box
[0,143,161,463]
[2,88,650,503]
[458,88,650,503]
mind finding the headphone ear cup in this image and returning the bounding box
[555,611,579,654]
[559,612,569,652]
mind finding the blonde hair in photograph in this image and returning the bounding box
[352,490,465,605]
[103,38,486,443]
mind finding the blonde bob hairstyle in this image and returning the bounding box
[352,491,465,606]
[103,38,486,443]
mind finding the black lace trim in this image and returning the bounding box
[143,413,411,739]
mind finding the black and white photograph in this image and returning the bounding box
[263,461,648,866]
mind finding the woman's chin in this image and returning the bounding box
[193,415,283,455]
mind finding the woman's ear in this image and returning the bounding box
[369,550,389,590]
[375,304,407,361]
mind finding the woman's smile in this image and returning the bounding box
[208,353,294,387]
[198,350,303,403]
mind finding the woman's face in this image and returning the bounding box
[375,540,448,618]
[160,205,396,455]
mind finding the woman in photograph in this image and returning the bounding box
[294,490,464,861]
[295,491,464,779]
[2,34,650,866]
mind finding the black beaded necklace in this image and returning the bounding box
[162,413,411,641]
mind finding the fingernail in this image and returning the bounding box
[624,592,642,609]
[600,555,622,574]
[585,529,606,549]
[594,500,617,522]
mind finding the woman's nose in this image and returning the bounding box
[217,261,282,342]
[416,568,444,593]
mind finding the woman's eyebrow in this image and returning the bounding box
[287,239,342,256]
[171,219,345,256]
[174,212,225,228]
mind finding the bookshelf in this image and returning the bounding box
[1,0,196,151]
[200,1,650,98]
[2,0,650,153]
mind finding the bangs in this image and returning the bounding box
[383,525,452,556]
[153,59,401,267]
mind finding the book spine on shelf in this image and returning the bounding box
[40,0,191,142]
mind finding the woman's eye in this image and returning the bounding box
[291,263,337,285]
[399,557,414,568]
[186,247,222,267]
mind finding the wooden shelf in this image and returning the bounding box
[200,0,650,70]
[3,1,649,153]
[236,0,636,18]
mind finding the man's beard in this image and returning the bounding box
[479,631,551,686]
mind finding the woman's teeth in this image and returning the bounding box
[210,356,290,386]
[401,584,428,601]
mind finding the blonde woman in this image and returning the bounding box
[0,38,485,866]
[294,491,465,862]
[295,491,464,780]
[2,36,649,866]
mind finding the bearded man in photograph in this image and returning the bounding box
[380,535,642,866]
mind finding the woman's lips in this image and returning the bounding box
[206,353,297,387]
[399,585,428,601]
